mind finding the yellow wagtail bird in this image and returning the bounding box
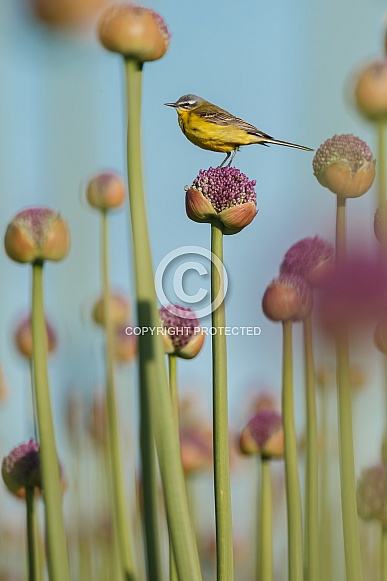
[165,94,313,167]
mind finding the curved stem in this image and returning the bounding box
[124,57,202,581]
[303,315,319,581]
[211,219,234,581]
[282,320,303,581]
[335,197,363,581]
[101,210,135,581]
[259,457,273,581]
[31,262,71,581]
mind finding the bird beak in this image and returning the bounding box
[164,102,177,107]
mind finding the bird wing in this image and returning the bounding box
[195,107,272,139]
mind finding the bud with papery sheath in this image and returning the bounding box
[159,304,204,359]
[4,207,70,264]
[280,236,334,287]
[98,3,171,61]
[239,409,284,459]
[2,440,41,498]
[185,166,257,235]
[86,171,126,210]
[262,273,313,322]
[313,134,375,198]
[354,60,387,121]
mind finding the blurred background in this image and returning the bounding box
[0,0,386,579]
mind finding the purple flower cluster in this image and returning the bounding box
[247,410,282,449]
[192,166,257,213]
[313,134,374,177]
[280,236,334,281]
[159,304,200,350]
[2,439,41,492]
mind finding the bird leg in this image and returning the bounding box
[227,148,239,166]
[219,152,231,168]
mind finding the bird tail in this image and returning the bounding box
[263,138,313,151]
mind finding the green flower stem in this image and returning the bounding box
[101,210,135,581]
[282,320,303,581]
[336,197,347,262]
[28,359,39,442]
[335,195,363,581]
[168,355,178,421]
[211,218,234,581]
[124,57,202,581]
[319,385,333,581]
[31,262,71,581]
[378,121,387,206]
[382,525,387,581]
[258,457,273,581]
[168,354,178,581]
[302,315,319,581]
[26,487,39,581]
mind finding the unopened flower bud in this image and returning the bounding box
[159,305,204,359]
[185,166,257,235]
[239,410,284,459]
[2,440,41,498]
[98,4,170,61]
[92,292,131,327]
[354,60,387,121]
[262,274,313,322]
[180,426,213,475]
[29,0,108,27]
[113,325,137,363]
[14,315,57,359]
[357,463,387,525]
[86,172,126,211]
[4,207,70,264]
[313,134,375,198]
[280,236,334,287]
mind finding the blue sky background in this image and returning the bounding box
[0,0,385,441]
[0,1,386,574]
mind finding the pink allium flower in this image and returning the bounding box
[2,440,41,497]
[185,166,257,234]
[316,255,387,335]
[159,304,204,359]
[239,409,284,458]
[280,236,334,286]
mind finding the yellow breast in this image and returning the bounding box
[176,110,258,153]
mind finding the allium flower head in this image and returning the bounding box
[316,255,387,335]
[239,410,284,459]
[99,4,170,61]
[262,273,313,322]
[354,59,387,120]
[2,440,41,497]
[159,304,204,359]
[185,166,257,235]
[4,207,70,264]
[280,236,334,287]
[357,464,387,525]
[313,134,375,198]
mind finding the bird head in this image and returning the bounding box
[164,94,204,111]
